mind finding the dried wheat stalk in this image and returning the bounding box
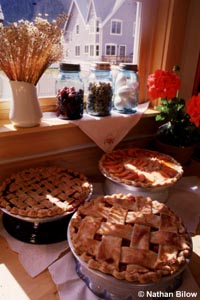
[0,14,67,85]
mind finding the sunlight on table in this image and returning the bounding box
[0,264,29,300]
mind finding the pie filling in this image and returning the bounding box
[99,148,183,188]
[69,194,191,283]
[0,166,91,218]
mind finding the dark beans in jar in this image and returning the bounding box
[87,82,112,116]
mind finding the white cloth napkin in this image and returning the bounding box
[74,102,149,152]
[49,251,200,300]
[0,219,68,277]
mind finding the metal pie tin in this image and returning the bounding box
[67,225,190,300]
[1,184,93,244]
[103,178,169,203]
[1,184,93,223]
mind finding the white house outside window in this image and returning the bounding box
[119,45,126,56]
[106,44,116,56]
[90,45,94,56]
[96,20,100,33]
[84,45,89,54]
[0,1,194,106]
[75,45,80,56]
[76,24,79,34]
[111,20,122,35]
[96,44,99,56]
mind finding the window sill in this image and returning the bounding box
[0,109,158,181]
[0,108,157,137]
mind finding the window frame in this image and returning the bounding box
[84,44,89,55]
[75,45,80,57]
[75,24,79,34]
[110,19,122,35]
[119,45,126,57]
[105,44,117,56]
[0,0,194,119]
[95,44,100,57]
[96,19,100,33]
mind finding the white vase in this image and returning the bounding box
[9,81,42,127]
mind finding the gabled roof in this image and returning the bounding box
[101,0,126,26]
[76,0,90,21]
[66,0,90,27]
[66,0,126,27]
[91,0,116,22]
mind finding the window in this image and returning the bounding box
[111,20,122,35]
[96,19,100,33]
[106,44,116,56]
[90,45,94,56]
[0,1,196,108]
[96,44,99,56]
[75,45,80,56]
[119,45,126,57]
[84,45,89,54]
[76,24,79,34]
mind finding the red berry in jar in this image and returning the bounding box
[56,86,84,120]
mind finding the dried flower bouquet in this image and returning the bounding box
[0,14,67,85]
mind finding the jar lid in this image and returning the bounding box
[59,63,80,71]
[91,62,111,71]
[119,63,138,71]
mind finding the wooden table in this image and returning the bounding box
[0,230,59,300]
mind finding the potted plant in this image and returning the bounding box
[147,67,200,164]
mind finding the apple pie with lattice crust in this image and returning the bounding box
[69,193,191,283]
[0,166,91,218]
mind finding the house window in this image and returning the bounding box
[106,44,116,56]
[75,45,80,56]
[111,20,122,35]
[96,44,99,56]
[119,45,126,57]
[96,19,100,33]
[76,24,79,34]
[90,45,94,56]
[84,45,89,54]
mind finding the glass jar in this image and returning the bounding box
[113,63,139,113]
[55,63,84,120]
[86,62,113,116]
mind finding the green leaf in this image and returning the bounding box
[155,114,165,121]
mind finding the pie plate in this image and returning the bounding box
[67,226,190,300]
[1,184,93,244]
[103,178,169,203]
[99,148,183,201]
[1,182,93,223]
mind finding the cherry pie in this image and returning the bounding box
[0,166,91,218]
[99,148,183,188]
[69,194,191,283]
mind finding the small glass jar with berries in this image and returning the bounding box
[56,63,84,120]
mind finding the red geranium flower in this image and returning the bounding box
[147,69,181,100]
[186,93,200,127]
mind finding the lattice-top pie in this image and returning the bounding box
[69,194,191,283]
[99,148,183,188]
[0,166,91,218]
